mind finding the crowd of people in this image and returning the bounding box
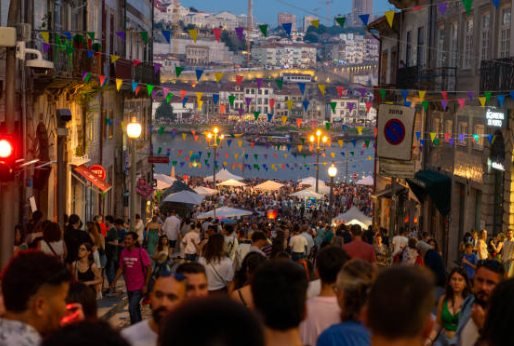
[1,180,514,346]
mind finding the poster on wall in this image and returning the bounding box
[377,104,416,161]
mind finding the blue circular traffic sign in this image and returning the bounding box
[384,119,405,145]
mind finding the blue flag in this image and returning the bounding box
[282,23,292,36]
[162,30,171,43]
[213,94,219,105]
[131,81,138,92]
[498,95,505,108]
[298,82,306,95]
[359,14,370,25]
[195,69,204,81]
[182,96,188,108]
[302,99,310,111]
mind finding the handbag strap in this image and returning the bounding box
[45,240,58,257]
[210,262,228,286]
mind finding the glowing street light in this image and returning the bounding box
[126,117,142,232]
[309,129,329,193]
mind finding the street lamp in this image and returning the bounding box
[206,126,224,217]
[328,163,338,218]
[309,129,328,193]
[127,117,142,232]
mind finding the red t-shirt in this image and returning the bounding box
[119,247,151,292]
[343,239,376,263]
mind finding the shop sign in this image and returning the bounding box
[485,109,505,128]
[89,164,107,181]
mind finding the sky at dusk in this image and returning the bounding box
[180,0,394,26]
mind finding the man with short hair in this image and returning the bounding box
[0,251,71,345]
[300,247,349,346]
[252,260,308,346]
[111,232,152,325]
[121,273,187,346]
[162,210,181,252]
[223,224,239,261]
[176,262,209,298]
[105,215,120,290]
[289,228,308,261]
[343,225,376,263]
[249,231,269,257]
[367,266,435,346]
[391,228,409,258]
[456,260,505,346]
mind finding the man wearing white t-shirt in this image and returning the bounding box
[391,228,409,258]
[300,246,349,346]
[162,211,181,252]
[122,273,186,346]
[289,229,308,261]
[182,226,201,261]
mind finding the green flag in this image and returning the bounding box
[259,24,268,37]
[229,95,236,106]
[325,122,331,130]
[422,100,429,112]
[484,91,492,103]
[166,92,174,103]
[275,79,284,90]
[335,16,346,28]
[87,32,95,40]
[140,31,149,44]
[330,102,337,113]
[158,126,165,135]
[462,0,473,15]
[379,89,386,100]
[365,139,370,148]
[254,111,260,120]
[147,84,154,96]
[175,66,184,77]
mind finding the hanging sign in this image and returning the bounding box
[485,108,506,128]
[377,104,416,160]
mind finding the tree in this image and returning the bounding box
[155,101,174,120]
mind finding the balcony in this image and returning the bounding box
[134,62,160,85]
[111,57,133,80]
[397,66,456,92]
[480,58,514,92]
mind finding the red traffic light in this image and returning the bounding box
[0,138,14,159]
[0,134,16,181]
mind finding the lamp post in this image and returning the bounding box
[127,117,142,232]
[328,163,338,218]
[206,126,224,218]
[309,129,328,193]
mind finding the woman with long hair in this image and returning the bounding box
[72,242,102,298]
[199,233,235,294]
[477,229,489,260]
[152,235,171,275]
[86,221,105,270]
[39,221,67,262]
[433,267,470,345]
[231,252,267,309]
[145,215,161,257]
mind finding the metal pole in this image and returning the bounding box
[389,177,397,240]
[57,124,67,230]
[315,148,320,193]
[213,145,217,218]
[129,139,136,231]
[329,176,334,218]
[345,157,349,184]
[1,0,19,268]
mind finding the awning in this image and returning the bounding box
[407,170,451,216]
[73,165,112,193]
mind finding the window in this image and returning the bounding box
[499,8,511,58]
[433,118,441,141]
[436,25,446,67]
[405,31,412,67]
[463,18,474,68]
[444,119,453,143]
[480,13,491,61]
[417,26,425,67]
[473,124,485,150]
[449,22,458,67]
[457,121,468,146]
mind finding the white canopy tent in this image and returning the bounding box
[299,176,326,187]
[204,169,243,182]
[193,186,219,196]
[154,174,177,190]
[254,180,284,192]
[332,206,372,227]
[290,189,324,199]
[162,190,204,205]
[356,175,374,186]
[217,179,247,187]
[196,206,254,219]
[345,219,371,229]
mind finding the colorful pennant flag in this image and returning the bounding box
[282,23,292,36]
[335,16,346,28]
[212,27,222,42]
[385,11,395,28]
[188,28,198,43]
[259,24,268,37]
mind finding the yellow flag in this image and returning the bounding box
[110,55,120,63]
[311,19,320,28]
[215,72,224,82]
[385,11,395,28]
[322,161,328,166]
[297,145,303,152]
[188,28,198,43]
[338,139,344,148]
[330,152,336,158]
[287,99,293,110]
[429,132,437,142]
[234,153,239,160]
[115,78,123,91]
[281,116,288,125]
[418,90,426,101]
[478,97,486,107]
[182,133,187,140]
[368,156,372,160]
[357,126,363,135]
[196,92,203,102]
[40,32,49,43]
[318,84,326,96]
[223,161,228,166]
[237,140,243,147]
[197,100,204,110]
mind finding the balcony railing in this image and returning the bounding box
[397,66,456,92]
[480,58,514,92]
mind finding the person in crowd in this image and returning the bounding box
[433,268,470,345]
[462,243,478,279]
[65,282,98,323]
[181,222,201,262]
[391,228,409,262]
[0,251,71,345]
[488,233,504,261]
[456,260,505,346]
[416,241,447,289]
[41,320,130,346]
[300,225,315,258]
[252,260,308,346]
[476,230,489,260]
[93,215,107,237]
[342,225,376,264]
[134,214,145,243]
[402,238,423,265]
[26,210,44,238]
[231,252,267,309]
[459,232,474,256]
[249,231,269,257]
[121,272,187,346]
[159,297,265,346]
[105,215,120,293]
[14,224,27,254]
[86,221,105,271]
[289,227,308,261]
[64,214,90,264]
[475,278,514,346]
[71,242,102,297]
[144,215,161,258]
[270,229,287,259]
[175,262,209,298]
[38,221,67,262]
[373,232,390,269]
[199,233,235,294]
[501,229,514,278]
[152,235,171,276]
[367,266,435,346]
[301,247,350,346]
[316,259,376,346]
[111,232,152,325]
[162,210,181,253]
[223,224,239,261]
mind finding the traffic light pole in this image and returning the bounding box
[1,0,19,268]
